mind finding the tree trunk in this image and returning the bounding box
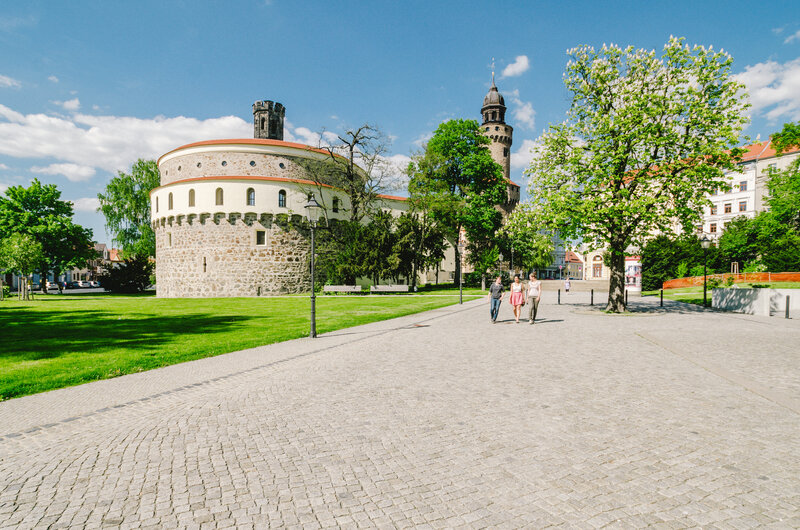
[605,243,626,312]
[411,262,418,290]
[481,274,486,291]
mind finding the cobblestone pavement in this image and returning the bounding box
[1,292,799,529]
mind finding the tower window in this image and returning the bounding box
[256,230,266,246]
[260,117,265,130]
[168,192,173,210]
[503,147,509,157]
[216,188,224,206]
[167,232,172,247]
[250,160,256,167]
[155,196,159,212]
[203,257,207,273]
[247,188,255,206]
[189,188,195,207]
[278,189,286,208]
[332,197,340,213]
[221,161,227,167]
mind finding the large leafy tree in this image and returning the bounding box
[0,179,95,293]
[408,119,506,283]
[519,37,749,311]
[765,122,800,230]
[391,212,447,289]
[97,158,159,257]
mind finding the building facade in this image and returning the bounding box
[150,101,411,298]
[702,140,800,240]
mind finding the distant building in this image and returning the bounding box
[702,140,800,240]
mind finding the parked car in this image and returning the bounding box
[46,281,58,290]
[76,280,90,288]
[89,280,100,288]
[66,281,80,289]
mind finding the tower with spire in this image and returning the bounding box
[480,67,519,216]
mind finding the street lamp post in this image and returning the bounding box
[305,195,322,338]
[701,235,711,307]
[457,241,464,305]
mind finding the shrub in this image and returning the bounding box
[1,284,9,299]
[724,275,735,287]
[99,255,154,293]
[743,258,767,273]
[675,261,689,278]
[750,283,769,288]
[689,264,706,277]
[708,277,722,289]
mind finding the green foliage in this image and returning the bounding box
[743,258,767,273]
[763,139,800,230]
[0,179,95,286]
[640,234,723,290]
[724,275,735,287]
[771,121,800,155]
[99,255,153,293]
[391,212,446,289]
[408,119,506,272]
[97,158,159,257]
[689,264,705,278]
[0,233,44,276]
[1,284,9,299]
[718,213,800,272]
[707,277,722,289]
[519,37,749,311]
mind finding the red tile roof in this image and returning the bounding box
[739,139,800,162]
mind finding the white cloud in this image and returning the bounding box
[412,132,433,149]
[31,163,96,182]
[0,75,21,89]
[511,138,539,172]
[383,154,412,190]
[48,75,59,83]
[0,163,8,170]
[0,183,7,194]
[72,197,100,212]
[506,89,536,130]
[501,55,530,78]
[735,57,800,122]
[0,104,252,173]
[57,98,80,111]
[785,30,800,44]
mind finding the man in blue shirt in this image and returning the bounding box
[488,276,505,323]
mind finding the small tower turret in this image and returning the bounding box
[252,100,285,140]
[480,71,518,214]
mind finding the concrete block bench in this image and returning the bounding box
[323,285,362,294]
[370,285,409,293]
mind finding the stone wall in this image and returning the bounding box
[160,151,307,186]
[155,214,310,298]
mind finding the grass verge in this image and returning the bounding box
[0,292,479,400]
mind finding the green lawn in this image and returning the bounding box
[643,282,800,306]
[0,292,479,400]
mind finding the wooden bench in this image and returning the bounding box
[323,285,362,294]
[369,284,409,293]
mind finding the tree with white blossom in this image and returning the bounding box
[513,37,749,311]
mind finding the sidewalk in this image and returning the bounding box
[1,293,798,528]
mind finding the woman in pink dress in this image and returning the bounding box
[509,274,525,323]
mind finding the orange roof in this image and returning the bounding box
[565,251,582,263]
[150,175,407,202]
[739,140,800,162]
[109,248,122,262]
[157,138,345,165]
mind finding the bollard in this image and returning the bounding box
[558,289,561,305]
[590,289,594,306]
[787,295,791,319]
[660,289,663,307]
[625,289,628,306]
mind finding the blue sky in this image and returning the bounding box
[1,1,799,246]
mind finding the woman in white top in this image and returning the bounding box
[527,272,542,324]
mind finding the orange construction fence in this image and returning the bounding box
[663,272,800,290]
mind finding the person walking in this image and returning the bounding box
[564,277,571,293]
[487,275,505,323]
[509,274,525,323]
[527,272,542,324]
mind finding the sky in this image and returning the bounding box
[1,0,799,246]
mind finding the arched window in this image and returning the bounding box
[260,117,265,130]
[278,189,286,208]
[246,188,255,206]
[168,192,173,210]
[155,196,159,212]
[332,197,340,213]
[215,188,223,206]
[188,188,195,207]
